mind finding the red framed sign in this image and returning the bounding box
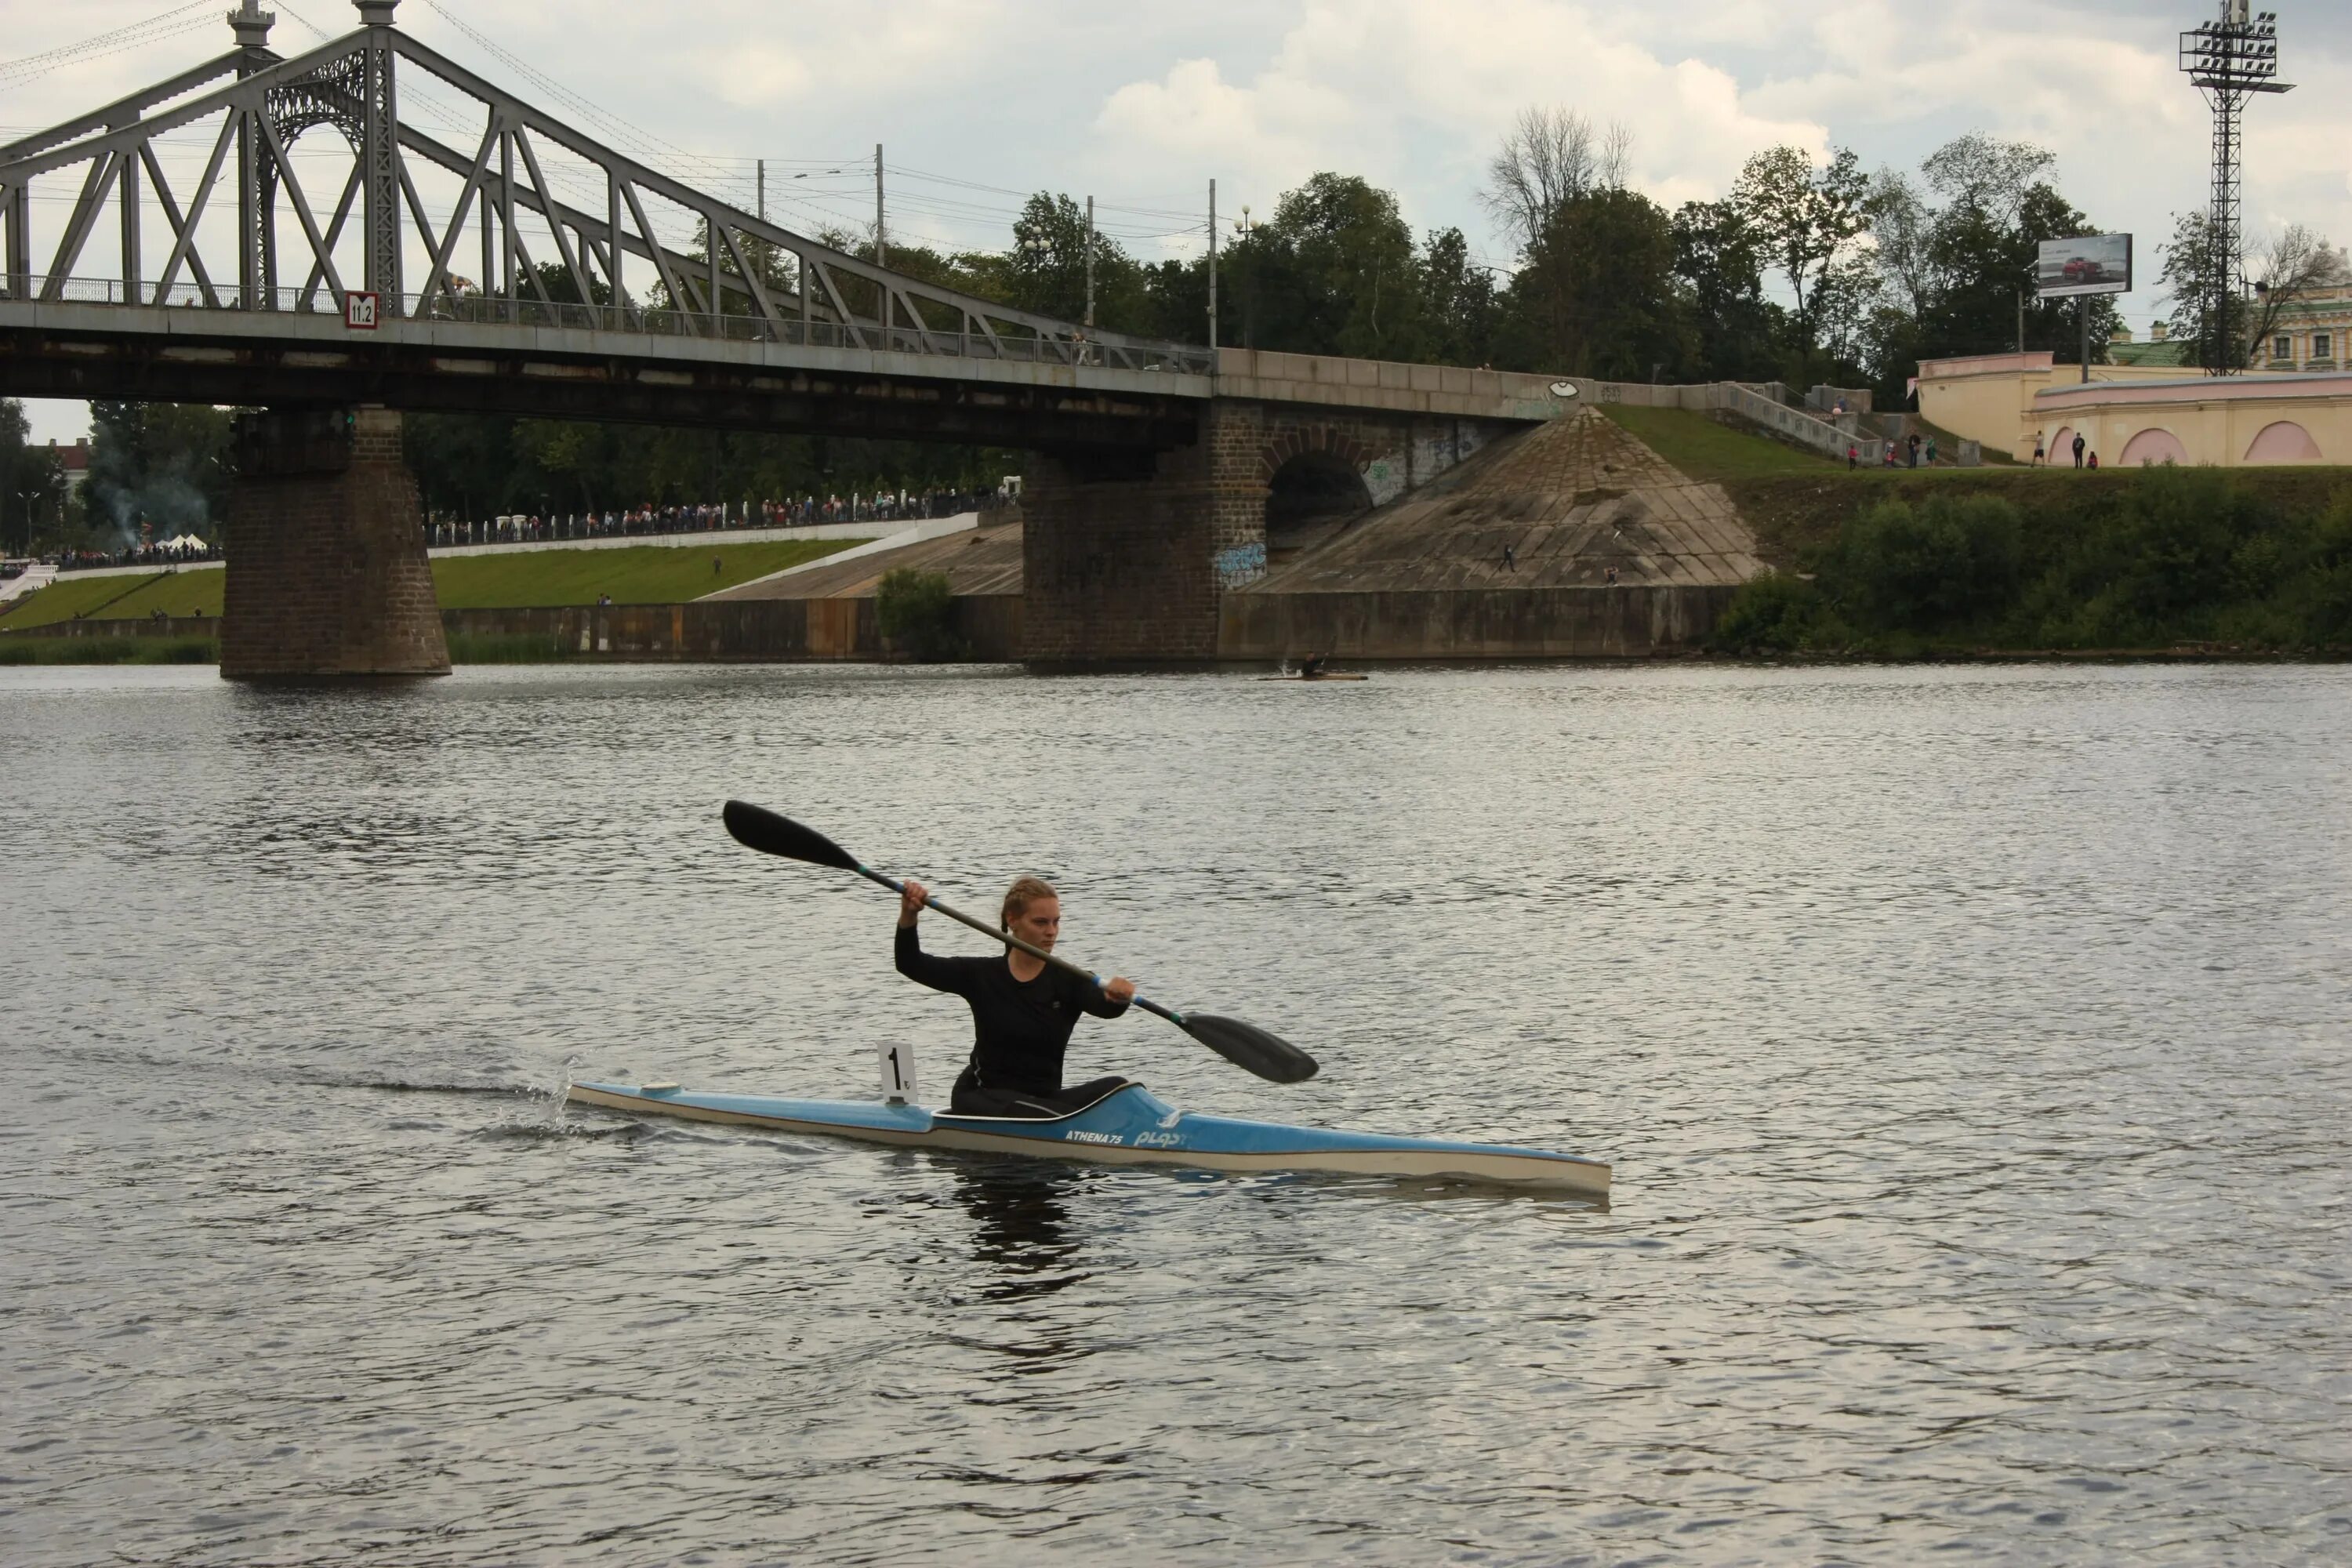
[343,290,381,330]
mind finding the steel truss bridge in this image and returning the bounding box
[0,0,1213,452]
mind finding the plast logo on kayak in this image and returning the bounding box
[1132,1131,1185,1149]
[1065,1130,1123,1145]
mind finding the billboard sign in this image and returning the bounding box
[2036,234,2132,299]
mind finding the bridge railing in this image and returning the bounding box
[5,276,1217,376]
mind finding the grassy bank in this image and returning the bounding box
[1597,405,1843,480]
[0,571,218,628]
[0,537,862,630]
[429,539,857,608]
[1711,464,2352,655]
[0,635,217,665]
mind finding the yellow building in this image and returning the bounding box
[1916,347,2352,466]
[2256,281,2352,370]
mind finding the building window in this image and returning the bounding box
[2275,335,2294,360]
[2317,332,2333,360]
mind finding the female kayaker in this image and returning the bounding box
[896,875,1137,1117]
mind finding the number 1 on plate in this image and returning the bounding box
[878,1042,917,1105]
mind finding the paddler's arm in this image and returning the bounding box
[1083,975,1136,1018]
[894,880,971,996]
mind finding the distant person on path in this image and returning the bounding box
[1502,543,1515,572]
[1926,435,1939,466]
[1906,433,1922,467]
[2086,450,2100,470]
[2033,431,2046,466]
[2072,432,2087,467]
[713,556,723,575]
[1847,443,1859,469]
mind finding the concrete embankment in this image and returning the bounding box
[10,599,1024,660]
[1222,405,1760,658]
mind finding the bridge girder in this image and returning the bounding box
[0,307,1202,459]
[0,6,1210,384]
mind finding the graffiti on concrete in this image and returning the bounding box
[1214,541,1268,589]
[1360,456,1404,507]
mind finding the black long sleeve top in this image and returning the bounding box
[895,922,1129,1095]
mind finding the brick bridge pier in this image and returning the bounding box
[221,407,450,678]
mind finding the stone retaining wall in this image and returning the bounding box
[16,587,1729,662]
[441,597,1024,661]
[1220,586,1738,660]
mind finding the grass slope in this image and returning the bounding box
[430,539,857,608]
[1,538,862,629]
[0,571,215,629]
[1596,405,1841,481]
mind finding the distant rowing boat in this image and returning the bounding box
[568,1080,1609,1195]
[1257,673,1369,682]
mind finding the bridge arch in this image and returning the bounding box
[1260,428,1375,549]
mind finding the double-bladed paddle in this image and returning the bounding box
[720,800,1318,1085]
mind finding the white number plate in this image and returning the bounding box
[877,1042,917,1104]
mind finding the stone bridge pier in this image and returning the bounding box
[220,407,450,680]
[1023,370,1548,662]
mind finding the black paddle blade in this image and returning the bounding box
[1180,1014,1319,1083]
[722,800,860,872]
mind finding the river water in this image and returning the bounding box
[2,662,2347,1566]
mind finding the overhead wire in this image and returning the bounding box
[0,2,220,90]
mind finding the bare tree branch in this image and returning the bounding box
[1479,107,1632,259]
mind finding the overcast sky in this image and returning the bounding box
[7,0,2350,444]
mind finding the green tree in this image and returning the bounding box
[1733,145,1870,356]
[1499,187,1686,378]
[1671,199,1782,379]
[1246,172,1426,359]
[1421,227,1499,367]
[0,399,69,555]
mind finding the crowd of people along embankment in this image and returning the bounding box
[1708,464,2352,659]
[428,487,997,549]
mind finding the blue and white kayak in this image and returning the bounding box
[568,1080,1610,1196]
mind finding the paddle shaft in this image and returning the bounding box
[855,865,1185,1026]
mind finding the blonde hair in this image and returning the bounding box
[1000,876,1058,930]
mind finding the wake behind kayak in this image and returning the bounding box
[568,1080,1609,1196]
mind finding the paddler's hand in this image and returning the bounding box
[898,880,927,927]
[1105,975,1136,1004]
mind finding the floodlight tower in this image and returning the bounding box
[2180,2,2292,374]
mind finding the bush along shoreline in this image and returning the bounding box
[1711,466,2352,658]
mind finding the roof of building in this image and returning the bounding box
[2109,339,2196,368]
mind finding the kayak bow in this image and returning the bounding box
[568,1080,1609,1196]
